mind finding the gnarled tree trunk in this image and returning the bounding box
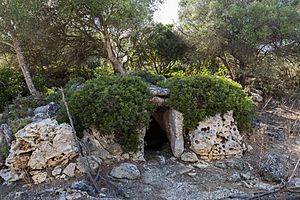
[100,16,127,75]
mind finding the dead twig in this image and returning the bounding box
[261,96,272,111]
[60,88,99,194]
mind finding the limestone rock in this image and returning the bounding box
[63,163,77,177]
[163,109,184,158]
[110,163,140,180]
[148,85,170,96]
[132,128,146,162]
[0,169,24,182]
[4,119,78,182]
[107,143,123,156]
[70,180,96,196]
[259,153,288,183]
[81,130,113,160]
[83,127,145,162]
[52,166,62,177]
[76,156,100,174]
[31,171,47,184]
[88,128,115,149]
[180,152,199,163]
[33,102,60,122]
[189,111,246,160]
[250,92,263,103]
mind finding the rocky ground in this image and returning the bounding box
[0,96,299,200]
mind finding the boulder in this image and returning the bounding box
[32,102,60,122]
[76,156,100,174]
[30,171,48,184]
[84,127,146,162]
[189,111,246,160]
[3,119,78,183]
[163,109,184,158]
[131,128,146,162]
[81,131,112,160]
[63,163,77,177]
[107,143,123,157]
[110,163,140,180]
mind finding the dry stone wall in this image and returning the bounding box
[0,119,79,184]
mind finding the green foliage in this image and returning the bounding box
[146,24,187,63]
[179,0,300,83]
[161,75,254,130]
[0,139,9,162]
[132,23,187,75]
[0,95,46,133]
[0,65,26,111]
[7,117,32,134]
[58,75,155,152]
[130,70,166,84]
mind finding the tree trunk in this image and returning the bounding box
[9,25,40,97]
[100,17,127,75]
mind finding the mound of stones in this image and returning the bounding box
[0,119,79,184]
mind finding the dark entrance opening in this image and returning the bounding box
[144,117,169,150]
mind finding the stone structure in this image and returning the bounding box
[151,109,246,161]
[0,103,247,184]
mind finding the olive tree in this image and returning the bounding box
[0,0,46,96]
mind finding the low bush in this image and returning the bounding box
[130,70,166,85]
[58,76,155,152]
[161,75,254,130]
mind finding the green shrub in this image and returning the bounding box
[131,70,166,85]
[161,75,254,130]
[0,66,26,111]
[58,75,155,152]
[0,95,46,133]
[7,117,32,133]
[47,77,85,103]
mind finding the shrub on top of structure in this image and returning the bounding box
[58,75,155,152]
[161,75,254,131]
